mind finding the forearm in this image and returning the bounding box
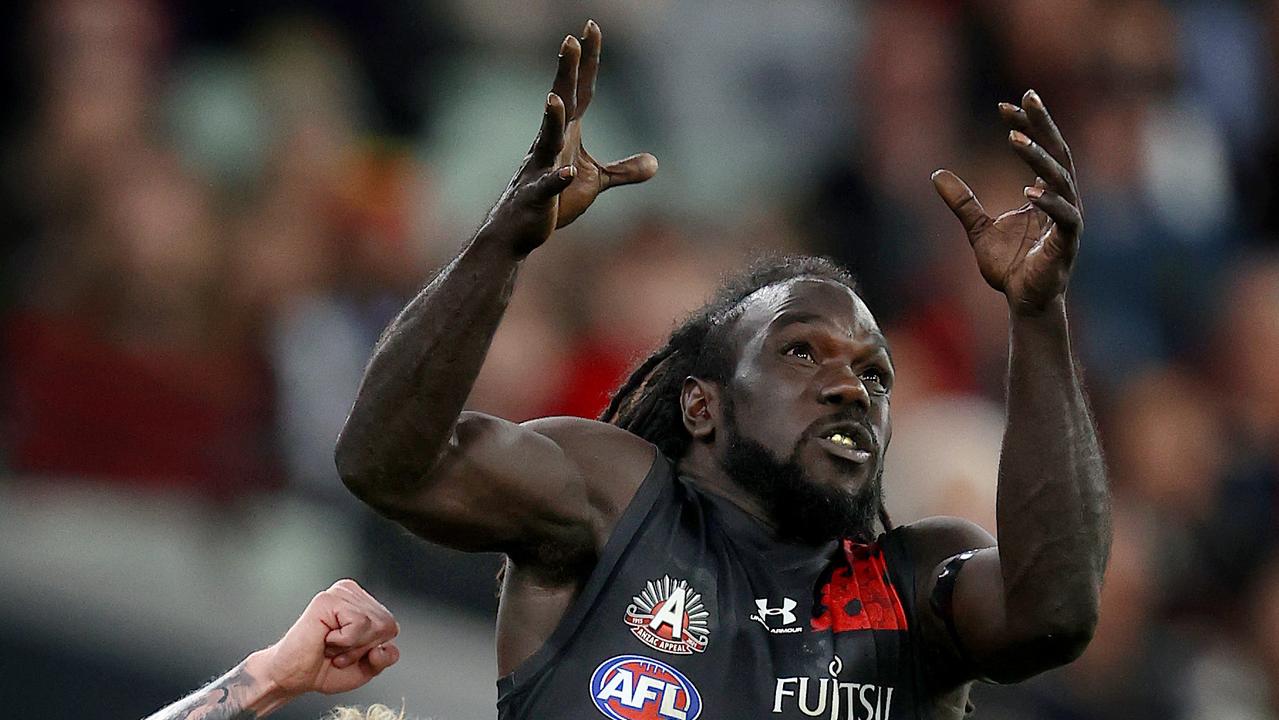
[336,227,523,495]
[144,651,294,720]
[335,23,654,502]
[996,297,1108,637]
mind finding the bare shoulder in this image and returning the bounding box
[896,516,996,570]
[896,516,1003,685]
[359,412,657,559]
[521,415,659,519]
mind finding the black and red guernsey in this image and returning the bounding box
[497,453,955,720]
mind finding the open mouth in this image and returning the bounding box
[815,426,874,464]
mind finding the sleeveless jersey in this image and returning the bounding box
[497,453,939,720]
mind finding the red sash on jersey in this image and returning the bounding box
[811,538,909,632]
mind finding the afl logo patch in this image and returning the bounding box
[589,654,702,720]
[624,575,709,654]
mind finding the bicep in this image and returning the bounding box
[908,518,1010,684]
[361,412,652,557]
[914,517,1083,684]
[928,546,1013,679]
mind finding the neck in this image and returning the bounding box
[677,445,778,531]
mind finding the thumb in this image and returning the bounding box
[362,642,400,675]
[601,153,658,190]
[931,169,990,238]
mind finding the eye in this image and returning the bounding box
[861,368,891,395]
[783,342,815,362]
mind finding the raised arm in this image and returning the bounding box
[335,22,657,558]
[920,89,1109,684]
[144,579,399,720]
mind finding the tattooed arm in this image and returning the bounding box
[144,653,289,720]
[143,580,400,720]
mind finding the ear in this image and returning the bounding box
[680,376,719,441]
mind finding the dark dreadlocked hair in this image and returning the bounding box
[599,254,893,533]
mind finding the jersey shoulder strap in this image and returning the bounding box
[497,449,675,700]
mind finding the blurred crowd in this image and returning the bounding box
[2,1,1278,719]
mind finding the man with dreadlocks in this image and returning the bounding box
[337,20,1108,720]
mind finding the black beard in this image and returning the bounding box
[720,399,883,544]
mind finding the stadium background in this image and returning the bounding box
[2,0,1277,718]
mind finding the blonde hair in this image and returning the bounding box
[324,702,412,720]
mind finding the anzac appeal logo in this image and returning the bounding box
[590,654,703,720]
[624,575,710,654]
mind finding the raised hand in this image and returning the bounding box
[262,578,400,697]
[489,20,658,257]
[932,90,1083,316]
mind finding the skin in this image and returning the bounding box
[678,279,894,526]
[145,579,400,720]
[335,21,1108,714]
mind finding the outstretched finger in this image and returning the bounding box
[998,102,1031,133]
[552,35,580,121]
[531,93,567,165]
[576,20,602,117]
[1021,90,1074,179]
[931,169,991,238]
[1025,186,1082,261]
[601,153,659,189]
[1009,130,1077,205]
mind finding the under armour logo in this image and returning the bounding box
[753,598,798,626]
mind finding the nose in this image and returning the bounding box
[818,366,870,411]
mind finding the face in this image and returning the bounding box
[716,279,894,540]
